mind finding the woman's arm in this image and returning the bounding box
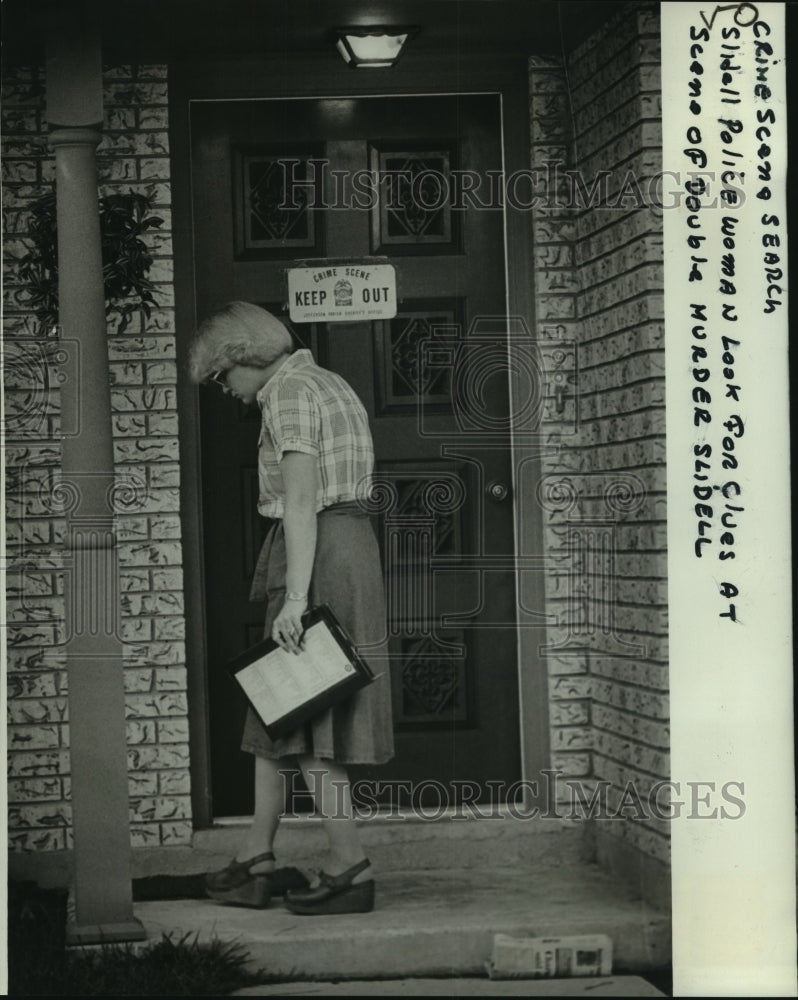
[271,450,319,653]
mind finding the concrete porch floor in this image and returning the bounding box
[134,862,671,982]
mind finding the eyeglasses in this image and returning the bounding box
[209,370,228,387]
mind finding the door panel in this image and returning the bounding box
[191,95,521,815]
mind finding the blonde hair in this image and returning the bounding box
[188,302,293,383]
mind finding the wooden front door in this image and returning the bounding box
[191,95,521,816]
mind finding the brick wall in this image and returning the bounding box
[530,2,669,867]
[3,64,192,852]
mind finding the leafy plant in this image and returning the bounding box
[18,190,164,334]
[12,932,265,996]
[8,882,265,996]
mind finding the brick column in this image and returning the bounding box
[4,60,190,870]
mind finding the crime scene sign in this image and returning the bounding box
[287,263,397,323]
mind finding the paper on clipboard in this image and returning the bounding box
[234,616,357,726]
[227,605,375,739]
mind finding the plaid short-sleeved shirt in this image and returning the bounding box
[255,350,374,518]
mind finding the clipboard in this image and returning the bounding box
[227,603,375,740]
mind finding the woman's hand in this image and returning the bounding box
[272,594,308,654]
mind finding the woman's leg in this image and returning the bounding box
[235,755,286,872]
[296,754,372,882]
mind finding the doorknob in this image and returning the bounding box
[486,481,510,502]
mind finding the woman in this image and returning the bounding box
[188,302,393,915]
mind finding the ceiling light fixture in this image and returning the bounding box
[334,26,418,68]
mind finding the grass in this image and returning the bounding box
[8,881,264,996]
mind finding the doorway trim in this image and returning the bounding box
[170,53,548,828]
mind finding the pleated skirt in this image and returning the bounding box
[240,503,394,764]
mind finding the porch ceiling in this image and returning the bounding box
[3,0,624,66]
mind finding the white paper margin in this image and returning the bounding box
[662,2,796,994]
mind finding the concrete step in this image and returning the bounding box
[132,813,588,879]
[230,975,667,996]
[134,864,670,981]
